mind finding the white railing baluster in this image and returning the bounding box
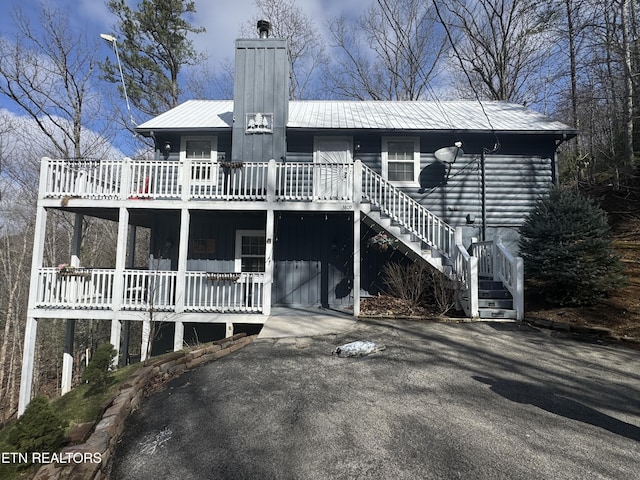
[360,164,456,259]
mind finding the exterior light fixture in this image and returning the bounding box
[164,141,172,152]
[100,33,136,126]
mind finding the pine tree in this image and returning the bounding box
[82,343,117,394]
[519,187,626,306]
[101,0,206,118]
[8,397,66,457]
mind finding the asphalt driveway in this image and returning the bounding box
[110,319,640,480]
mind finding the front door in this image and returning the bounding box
[314,137,353,200]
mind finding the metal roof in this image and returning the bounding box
[136,99,576,135]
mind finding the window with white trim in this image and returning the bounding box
[382,137,420,186]
[181,135,218,185]
[235,230,266,272]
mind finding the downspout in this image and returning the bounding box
[480,149,486,242]
[481,142,500,242]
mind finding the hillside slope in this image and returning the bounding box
[526,174,640,339]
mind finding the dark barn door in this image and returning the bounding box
[272,213,353,308]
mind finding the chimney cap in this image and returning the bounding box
[257,20,271,38]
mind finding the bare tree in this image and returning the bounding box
[440,0,555,105]
[327,0,449,100]
[241,0,328,100]
[0,3,124,416]
[0,4,116,159]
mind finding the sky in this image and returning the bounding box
[0,0,370,156]
[0,0,367,73]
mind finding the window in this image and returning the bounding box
[181,135,217,159]
[181,136,218,185]
[382,137,420,186]
[235,230,266,272]
[186,139,213,159]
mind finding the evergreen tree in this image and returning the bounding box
[82,342,117,394]
[519,187,626,306]
[8,397,66,457]
[101,0,206,119]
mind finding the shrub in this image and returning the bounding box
[8,396,66,457]
[381,261,456,315]
[82,342,117,394]
[519,186,627,306]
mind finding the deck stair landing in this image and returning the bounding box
[478,278,517,320]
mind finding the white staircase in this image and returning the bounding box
[357,161,523,320]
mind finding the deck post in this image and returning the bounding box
[61,213,84,394]
[266,159,277,202]
[352,160,362,317]
[174,322,184,351]
[111,207,129,363]
[141,319,151,362]
[19,196,48,416]
[18,317,38,416]
[263,209,275,315]
[61,319,76,395]
[110,319,122,367]
[353,209,361,317]
[175,208,190,315]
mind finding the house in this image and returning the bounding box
[18,23,577,414]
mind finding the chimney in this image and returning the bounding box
[257,20,271,38]
[231,24,289,163]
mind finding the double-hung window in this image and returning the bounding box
[382,137,420,186]
[181,136,218,187]
[235,230,266,272]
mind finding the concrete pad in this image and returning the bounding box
[258,307,357,339]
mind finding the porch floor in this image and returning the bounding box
[257,307,357,339]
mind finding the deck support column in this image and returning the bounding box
[173,208,190,352]
[263,209,274,316]
[18,317,38,416]
[112,207,129,364]
[19,192,48,416]
[110,319,122,365]
[61,319,75,395]
[226,322,234,338]
[174,322,184,351]
[141,319,151,362]
[352,160,362,317]
[353,209,361,317]
[61,213,84,394]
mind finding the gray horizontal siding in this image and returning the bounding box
[413,154,551,228]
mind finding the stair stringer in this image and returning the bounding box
[361,209,450,274]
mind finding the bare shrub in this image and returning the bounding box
[381,262,429,311]
[427,269,458,316]
[381,261,458,316]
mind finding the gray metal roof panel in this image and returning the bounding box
[136,99,576,134]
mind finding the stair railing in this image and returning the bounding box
[454,228,479,318]
[359,161,456,259]
[471,237,524,320]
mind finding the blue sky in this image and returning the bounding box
[0,0,367,75]
[0,0,369,155]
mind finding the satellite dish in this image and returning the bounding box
[434,146,464,162]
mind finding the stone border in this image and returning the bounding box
[527,318,640,348]
[32,333,256,480]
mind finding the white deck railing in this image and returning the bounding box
[471,238,524,320]
[35,268,265,313]
[185,272,265,312]
[41,157,356,203]
[36,268,115,309]
[360,163,456,259]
